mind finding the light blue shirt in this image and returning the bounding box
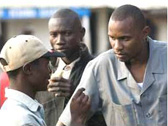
[59,37,167,126]
[0,89,46,126]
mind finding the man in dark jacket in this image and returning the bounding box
[36,9,105,126]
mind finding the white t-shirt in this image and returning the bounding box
[138,83,143,90]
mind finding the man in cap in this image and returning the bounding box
[0,35,90,126]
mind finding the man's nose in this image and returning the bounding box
[56,34,64,44]
[113,40,123,51]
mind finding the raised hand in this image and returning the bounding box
[48,76,72,97]
[70,88,91,126]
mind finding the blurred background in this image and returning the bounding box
[0,0,167,55]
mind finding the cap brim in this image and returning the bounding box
[43,51,65,57]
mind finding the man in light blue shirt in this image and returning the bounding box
[1,89,46,125]
[57,4,167,126]
[0,35,90,126]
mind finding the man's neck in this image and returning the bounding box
[126,40,149,67]
[62,51,80,65]
[125,41,149,83]
[9,79,36,99]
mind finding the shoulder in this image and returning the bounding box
[1,99,28,114]
[85,49,116,71]
[148,38,167,68]
[0,101,38,125]
[149,37,167,49]
[149,38,167,56]
[89,49,115,65]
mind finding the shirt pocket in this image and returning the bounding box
[112,103,138,126]
[158,95,167,126]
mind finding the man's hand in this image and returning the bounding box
[48,76,72,97]
[70,88,91,126]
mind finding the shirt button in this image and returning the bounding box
[146,113,151,118]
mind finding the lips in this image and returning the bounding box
[55,46,67,52]
[114,51,124,56]
[114,52,126,59]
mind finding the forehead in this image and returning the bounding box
[49,17,78,31]
[108,17,135,34]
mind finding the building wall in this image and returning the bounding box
[152,17,167,41]
[95,8,109,54]
[6,19,51,49]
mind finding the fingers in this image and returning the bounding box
[48,86,71,92]
[70,88,91,125]
[71,88,90,108]
[85,96,91,110]
[48,86,71,97]
[48,82,71,90]
[50,76,69,82]
[82,95,89,103]
[72,88,85,100]
[55,92,71,97]
[48,77,72,97]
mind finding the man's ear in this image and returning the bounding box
[80,27,85,41]
[142,26,150,39]
[22,63,32,75]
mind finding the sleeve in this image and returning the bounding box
[58,61,100,126]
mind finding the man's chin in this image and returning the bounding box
[117,57,127,62]
[57,49,67,53]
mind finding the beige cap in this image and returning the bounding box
[0,35,65,72]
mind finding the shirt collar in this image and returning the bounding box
[5,88,42,112]
[146,37,164,74]
[116,37,165,80]
[59,57,80,70]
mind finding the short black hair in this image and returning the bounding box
[111,4,146,30]
[50,8,82,29]
[51,8,79,18]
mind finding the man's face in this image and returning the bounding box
[108,17,145,62]
[31,58,51,91]
[48,17,82,58]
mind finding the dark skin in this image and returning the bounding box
[49,17,85,64]
[48,11,90,126]
[48,12,85,97]
[48,76,71,97]
[108,17,150,83]
[9,58,51,99]
[56,88,90,126]
[8,59,90,126]
[70,88,90,126]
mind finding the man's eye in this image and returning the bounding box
[109,37,115,40]
[123,37,130,41]
[65,32,71,36]
[50,33,57,37]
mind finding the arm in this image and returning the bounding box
[57,61,100,126]
[70,88,90,126]
[56,88,90,126]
